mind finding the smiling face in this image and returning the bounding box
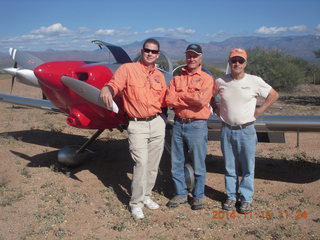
[229,56,247,78]
[186,51,202,72]
[140,42,160,67]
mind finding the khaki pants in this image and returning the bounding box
[128,115,166,208]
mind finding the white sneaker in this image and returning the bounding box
[143,199,160,209]
[131,207,144,219]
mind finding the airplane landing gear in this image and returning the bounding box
[184,163,195,192]
[57,129,104,166]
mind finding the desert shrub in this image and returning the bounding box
[246,48,320,91]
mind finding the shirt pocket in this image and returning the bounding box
[188,78,202,92]
[150,81,165,104]
[174,79,185,92]
[150,80,163,92]
[127,81,145,101]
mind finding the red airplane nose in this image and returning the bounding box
[34,61,85,89]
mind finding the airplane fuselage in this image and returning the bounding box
[34,61,127,129]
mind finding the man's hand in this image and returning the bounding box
[99,86,114,108]
[254,88,279,119]
[254,107,264,119]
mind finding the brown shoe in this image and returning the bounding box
[223,199,236,211]
[191,198,205,210]
[166,196,187,208]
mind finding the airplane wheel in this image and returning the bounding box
[184,163,195,192]
[57,146,94,167]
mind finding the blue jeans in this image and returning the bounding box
[220,124,257,202]
[171,120,208,199]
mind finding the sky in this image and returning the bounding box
[0,0,319,52]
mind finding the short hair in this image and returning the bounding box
[143,38,160,50]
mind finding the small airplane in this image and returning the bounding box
[0,40,175,167]
[1,40,320,190]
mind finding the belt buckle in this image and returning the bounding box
[147,114,157,121]
[182,118,190,123]
[232,124,242,130]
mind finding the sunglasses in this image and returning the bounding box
[230,58,246,64]
[143,48,159,54]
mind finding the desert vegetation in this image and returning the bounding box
[0,48,319,239]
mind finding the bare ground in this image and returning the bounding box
[0,76,319,240]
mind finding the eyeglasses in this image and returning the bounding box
[143,48,159,54]
[230,58,246,64]
[186,53,201,59]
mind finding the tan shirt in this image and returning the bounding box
[216,73,272,125]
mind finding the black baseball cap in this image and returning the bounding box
[185,44,202,55]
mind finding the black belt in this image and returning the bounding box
[174,115,204,123]
[223,121,255,130]
[128,114,158,121]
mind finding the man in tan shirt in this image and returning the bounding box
[214,48,279,213]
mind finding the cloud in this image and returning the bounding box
[288,25,307,32]
[78,27,93,33]
[95,29,116,36]
[31,23,71,35]
[0,23,92,51]
[145,27,196,38]
[0,23,135,51]
[145,27,167,34]
[255,25,307,35]
[0,24,196,51]
[315,24,320,36]
[94,27,137,38]
[4,34,45,43]
[256,26,288,34]
[205,30,230,39]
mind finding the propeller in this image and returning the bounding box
[61,76,119,113]
[10,62,18,94]
[9,48,43,70]
[3,48,43,97]
[2,67,39,88]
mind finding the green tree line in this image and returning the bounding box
[172,48,320,92]
[245,48,320,91]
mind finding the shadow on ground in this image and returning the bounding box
[2,129,320,207]
[206,154,320,184]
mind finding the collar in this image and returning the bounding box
[139,60,156,73]
[181,64,202,75]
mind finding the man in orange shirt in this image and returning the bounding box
[100,39,167,219]
[166,44,214,210]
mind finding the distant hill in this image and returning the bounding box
[122,35,320,62]
[1,35,319,69]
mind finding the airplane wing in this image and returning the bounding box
[0,93,61,112]
[207,114,320,132]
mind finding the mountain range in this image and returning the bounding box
[1,35,319,69]
[125,35,320,60]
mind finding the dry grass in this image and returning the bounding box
[0,76,319,239]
